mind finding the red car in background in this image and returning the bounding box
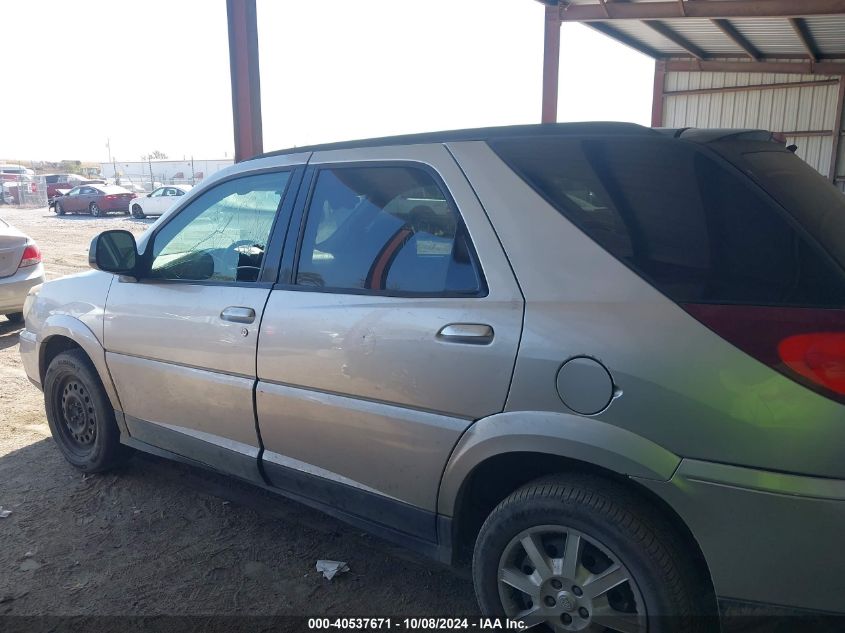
[53,184,136,216]
[45,174,88,198]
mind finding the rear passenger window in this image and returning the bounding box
[295,166,483,295]
[491,137,845,308]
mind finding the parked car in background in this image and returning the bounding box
[0,164,34,182]
[53,184,136,216]
[48,178,106,210]
[45,174,87,198]
[1,182,18,205]
[19,123,845,629]
[0,217,44,323]
[130,184,192,218]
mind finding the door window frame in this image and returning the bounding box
[276,161,488,299]
[135,166,305,288]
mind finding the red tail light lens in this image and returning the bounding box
[683,304,845,404]
[105,194,117,200]
[779,333,845,396]
[19,243,41,268]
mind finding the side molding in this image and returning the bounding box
[437,410,681,516]
[38,315,122,411]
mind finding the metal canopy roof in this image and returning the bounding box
[543,0,845,64]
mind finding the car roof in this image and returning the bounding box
[254,122,657,159]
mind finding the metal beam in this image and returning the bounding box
[227,0,263,162]
[643,20,706,59]
[789,17,820,62]
[781,130,835,137]
[664,59,845,74]
[652,60,666,127]
[586,22,664,59]
[711,19,761,60]
[830,77,845,180]
[558,0,845,21]
[541,4,561,123]
[664,78,840,97]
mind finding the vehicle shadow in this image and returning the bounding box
[0,435,477,617]
[0,320,23,351]
[48,213,137,221]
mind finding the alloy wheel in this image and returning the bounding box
[497,525,645,632]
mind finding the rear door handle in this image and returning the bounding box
[437,323,494,345]
[220,306,256,324]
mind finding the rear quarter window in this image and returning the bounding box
[490,136,845,308]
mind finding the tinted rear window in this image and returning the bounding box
[491,137,845,308]
[738,148,845,272]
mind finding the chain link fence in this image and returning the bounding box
[0,175,48,208]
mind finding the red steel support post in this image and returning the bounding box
[830,76,845,181]
[227,0,263,162]
[651,60,666,127]
[542,4,561,123]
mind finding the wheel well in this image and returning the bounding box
[40,335,82,383]
[449,451,715,604]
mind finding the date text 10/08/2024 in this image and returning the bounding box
[307,618,527,630]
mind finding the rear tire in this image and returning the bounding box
[4,312,23,324]
[473,475,715,633]
[44,349,131,472]
[89,202,101,217]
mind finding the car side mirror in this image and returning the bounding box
[89,230,138,277]
[147,193,151,197]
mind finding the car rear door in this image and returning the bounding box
[103,158,306,482]
[255,144,523,540]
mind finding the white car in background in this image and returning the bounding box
[0,217,44,324]
[130,184,192,218]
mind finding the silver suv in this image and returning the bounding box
[19,124,845,629]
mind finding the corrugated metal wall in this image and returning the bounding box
[660,65,845,192]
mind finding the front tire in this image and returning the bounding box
[44,349,131,472]
[473,475,713,633]
[131,204,145,219]
[4,312,23,324]
[89,202,101,217]
[55,202,65,216]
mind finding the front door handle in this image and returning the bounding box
[220,306,256,324]
[437,323,494,345]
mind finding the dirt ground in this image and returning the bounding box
[0,206,476,622]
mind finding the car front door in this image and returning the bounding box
[146,187,168,214]
[255,145,524,541]
[103,161,305,482]
[62,187,84,212]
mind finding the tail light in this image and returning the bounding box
[683,304,845,404]
[105,194,117,200]
[779,334,845,396]
[19,243,41,268]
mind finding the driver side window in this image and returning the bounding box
[148,171,290,283]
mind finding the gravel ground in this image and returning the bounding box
[0,205,476,624]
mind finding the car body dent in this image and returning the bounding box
[437,410,681,516]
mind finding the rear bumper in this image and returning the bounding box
[639,460,845,614]
[0,264,44,314]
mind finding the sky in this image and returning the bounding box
[0,0,654,163]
